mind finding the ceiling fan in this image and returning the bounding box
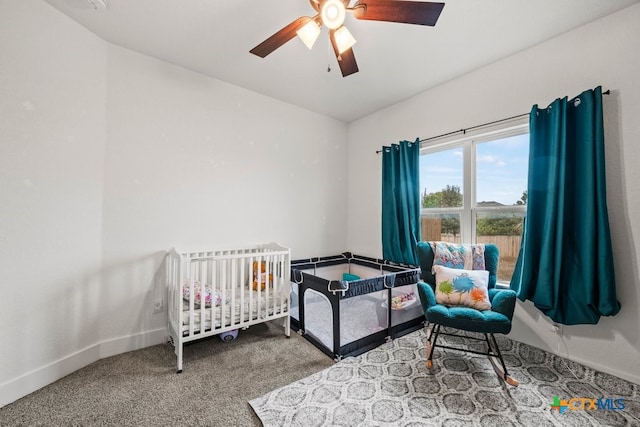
[250,0,445,77]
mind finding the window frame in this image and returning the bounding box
[419,117,529,285]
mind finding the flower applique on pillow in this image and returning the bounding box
[433,265,491,310]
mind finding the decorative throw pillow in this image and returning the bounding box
[182,281,222,307]
[433,265,491,310]
[429,242,486,271]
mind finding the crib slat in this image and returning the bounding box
[239,256,245,324]
[249,255,255,321]
[280,257,285,313]
[264,254,269,317]
[188,264,195,336]
[211,256,217,331]
[199,260,206,335]
[221,258,227,330]
[230,257,236,327]
[257,255,262,320]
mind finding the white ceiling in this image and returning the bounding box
[45,0,639,122]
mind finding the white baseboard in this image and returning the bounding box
[0,328,167,408]
[565,353,640,386]
[99,327,167,359]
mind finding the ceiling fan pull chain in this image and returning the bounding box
[327,36,332,72]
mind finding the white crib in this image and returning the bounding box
[166,242,291,372]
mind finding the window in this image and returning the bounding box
[419,118,529,284]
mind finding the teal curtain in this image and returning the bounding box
[510,86,620,325]
[381,138,421,265]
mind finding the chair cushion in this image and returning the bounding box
[433,265,491,310]
[426,305,512,334]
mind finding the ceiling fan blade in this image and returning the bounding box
[352,0,444,26]
[309,0,320,12]
[250,16,314,58]
[329,30,359,77]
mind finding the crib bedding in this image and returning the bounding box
[181,289,285,333]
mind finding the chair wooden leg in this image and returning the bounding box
[485,333,519,386]
[489,357,519,386]
[426,324,440,369]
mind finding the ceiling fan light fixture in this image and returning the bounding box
[334,25,357,54]
[321,0,346,30]
[250,0,445,77]
[296,19,321,50]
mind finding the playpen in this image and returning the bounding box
[290,253,423,360]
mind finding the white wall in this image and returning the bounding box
[0,0,107,406]
[0,1,347,406]
[100,45,348,343]
[347,4,640,383]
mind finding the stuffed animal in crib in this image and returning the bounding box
[252,261,273,290]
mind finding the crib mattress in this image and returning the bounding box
[181,290,287,334]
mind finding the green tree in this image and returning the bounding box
[422,185,462,237]
[422,188,442,208]
[441,215,460,238]
[422,185,462,208]
[476,215,523,236]
[476,189,526,236]
[515,190,528,205]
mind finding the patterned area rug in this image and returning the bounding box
[249,328,640,426]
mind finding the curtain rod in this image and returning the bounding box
[376,89,610,154]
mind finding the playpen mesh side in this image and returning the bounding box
[339,290,388,345]
[303,289,334,350]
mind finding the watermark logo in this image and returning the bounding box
[549,396,625,414]
[550,396,569,414]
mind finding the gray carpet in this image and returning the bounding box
[250,328,640,427]
[0,321,333,426]
[3,323,639,427]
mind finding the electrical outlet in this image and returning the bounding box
[153,298,163,313]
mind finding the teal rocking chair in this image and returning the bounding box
[416,242,519,386]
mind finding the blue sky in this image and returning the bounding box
[419,133,529,206]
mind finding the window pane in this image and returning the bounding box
[421,213,461,243]
[420,148,463,208]
[476,134,529,206]
[476,211,525,282]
